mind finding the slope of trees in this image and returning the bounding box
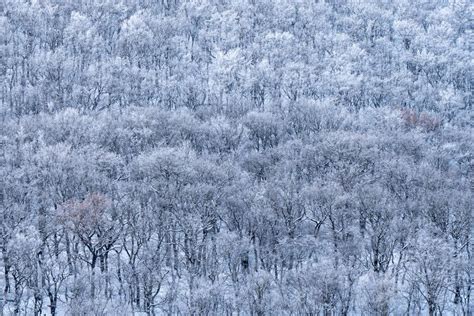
[0,0,472,315]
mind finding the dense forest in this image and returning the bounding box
[0,0,473,315]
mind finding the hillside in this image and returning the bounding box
[0,0,472,315]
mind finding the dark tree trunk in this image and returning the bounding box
[48,289,58,316]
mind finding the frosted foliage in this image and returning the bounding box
[0,0,472,315]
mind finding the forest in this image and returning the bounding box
[0,0,472,315]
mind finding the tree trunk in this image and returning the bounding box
[48,289,58,316]
[428,300,436,316]
[91,253,97,299]
[13,277,21,316]
[65,233,74,275]
[2,248,10,298]
[33,290,42,316]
